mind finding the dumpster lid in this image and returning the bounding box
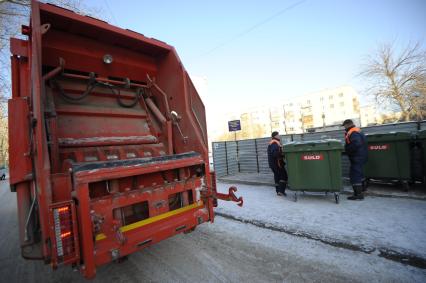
[365,131,413,142]
[283,139,343,153]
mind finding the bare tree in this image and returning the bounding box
[360,42,426,121]
[0,0,104,105]
[0,117,8,167]
[0,0,105,165]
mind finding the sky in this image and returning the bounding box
[85,0,426,133]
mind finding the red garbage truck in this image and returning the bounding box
[8,1,242,278]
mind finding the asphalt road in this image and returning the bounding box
[0,179,425,283]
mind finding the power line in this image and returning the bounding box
[103,0,119,26]
[201,0,307,57]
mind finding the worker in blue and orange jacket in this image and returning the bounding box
[267,131,288,196]
[343,119,368,200]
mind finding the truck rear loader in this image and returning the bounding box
[8,1,242,278]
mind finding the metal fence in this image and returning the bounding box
[212,120,426,177]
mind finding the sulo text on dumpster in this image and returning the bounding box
[368,144,389,151]
[301,154,324,161]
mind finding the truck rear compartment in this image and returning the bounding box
[8,1,231,278]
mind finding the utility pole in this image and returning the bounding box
[282,105,288,135]
[300,109,305,133]
[322,113,326,128]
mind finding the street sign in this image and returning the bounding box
[228,120,241,132]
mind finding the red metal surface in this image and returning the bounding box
[15,183,31,245]
[8,1,242,279]
[8,98,32,185]
[28,1,52,260]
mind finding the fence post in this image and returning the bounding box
[255,139,260,173]
[224,142,229,176]
[236,140,240,173]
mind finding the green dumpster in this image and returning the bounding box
[418,130,426,183]
[364,132,413,188]
[283,140,344,203]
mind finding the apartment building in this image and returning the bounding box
[359,105,378,127]
[230,86,361,138]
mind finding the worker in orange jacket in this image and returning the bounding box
[267,131,288,196]
[343,119,368,200]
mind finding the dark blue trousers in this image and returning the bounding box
[350,160,365,185]
[272,167,288,193]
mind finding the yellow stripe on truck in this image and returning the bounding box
[95,201,204,241]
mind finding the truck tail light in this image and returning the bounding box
[49,201,79,266]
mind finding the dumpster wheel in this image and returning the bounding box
[293,192,298,202]
[334,192,340,204]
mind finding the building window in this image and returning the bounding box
[320,97,324,101]
[340,102,344,107]
[329,95,333,99]
[339,93,344,97]
[330,104,334,108]
[307,100,311,105]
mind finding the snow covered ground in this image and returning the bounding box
[209,217,426,282]
[1,179,425,282]
[216,182,426,261]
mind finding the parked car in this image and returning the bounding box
[0,166,6,180]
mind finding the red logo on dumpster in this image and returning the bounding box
[369,144,389,151]
[301,154,324,161]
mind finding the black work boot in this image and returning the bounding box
[279,180,287,196]
[362,179,368,192]
[347,187,357,200]
[356,185,364,200]
[348,185,364,200]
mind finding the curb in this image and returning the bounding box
[216,212,426,270]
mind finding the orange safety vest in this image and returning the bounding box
[269,139,282,147]
[345,127,361,144]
